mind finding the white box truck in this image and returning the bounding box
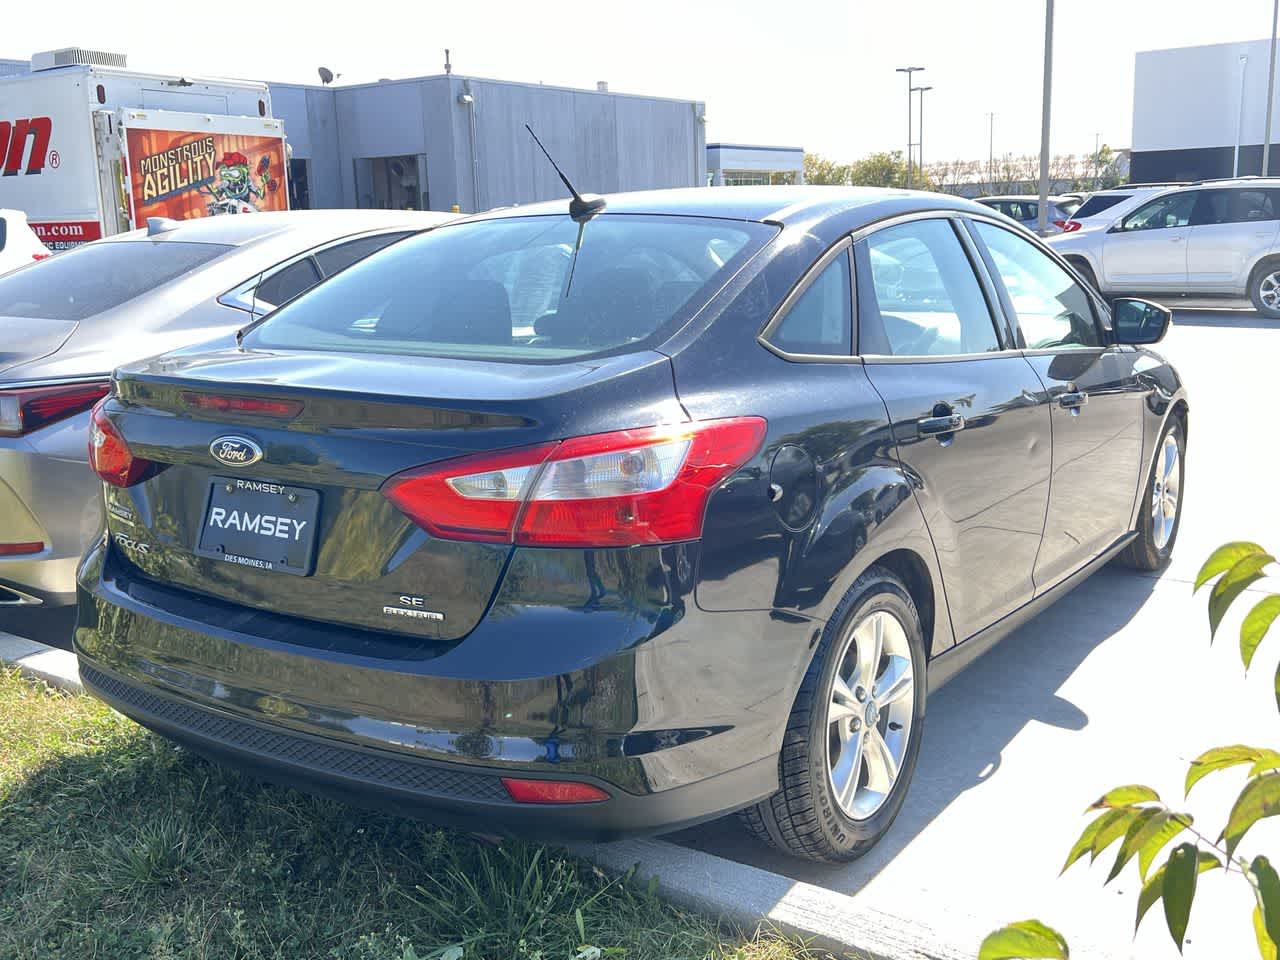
[0,47,288,249]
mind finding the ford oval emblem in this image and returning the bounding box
[210,436,263,467]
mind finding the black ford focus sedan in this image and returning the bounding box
[76,187,1187,862]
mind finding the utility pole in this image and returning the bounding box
[1265,0,1279,176]
[896,66,924,187]
[1037,0,1054,236]
[987,113,995,193]
[913,86,933,186]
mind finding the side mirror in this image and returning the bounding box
[1111,297,1172,345]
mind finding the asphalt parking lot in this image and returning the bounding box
[670,308,1280,958]
[2,307,1276,959]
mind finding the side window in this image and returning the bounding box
[254,258,322,308]
[764,251,852,356]
[973,221,1101,350]
[857,219,1001,357]
[314,232,413,277]
[1229,189,1277,223]
[1121,192,1197,231]
[1191,189,1231,226]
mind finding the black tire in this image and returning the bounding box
[1249,257,1280,318]
[1068,257,1101,296]
[741,566,927,862]
[1116,416,1185,571]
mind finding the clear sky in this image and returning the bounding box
[3,0,1275,163]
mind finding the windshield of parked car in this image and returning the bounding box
[0,240,233,322]
[244,214,776,362]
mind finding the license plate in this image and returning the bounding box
[196,476,320,577]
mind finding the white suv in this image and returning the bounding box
[1048,179,1280,316]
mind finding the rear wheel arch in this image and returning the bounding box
[1248,255,1280,315]
[860,548,937,661]
[1064,254,1100,291]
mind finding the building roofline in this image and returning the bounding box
[269,73,704,106]
[707,143,805,153]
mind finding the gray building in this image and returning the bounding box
[270,75,708,214]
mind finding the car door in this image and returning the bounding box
[969,219,1145,589]
[855,216,1052,642]
[1187,188,1280,290]
[1099,190,1197,290]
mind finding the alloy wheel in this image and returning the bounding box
[1151,432,1181,551]
[1260,270,1280,311]
[826,609,915,821]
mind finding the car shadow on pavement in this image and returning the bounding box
[0,606,76,651]
[668,566,1161,891]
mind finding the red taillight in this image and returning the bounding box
[180,392,304,418]
[1061,220,1082,233]
[0,380,110,437]
[88,397,160,488]
[383,417,767,548]
[500,777,610,804]
[0,541,44,557]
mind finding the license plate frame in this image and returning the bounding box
[195,476,321,577]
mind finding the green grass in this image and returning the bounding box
[0,668,834,960]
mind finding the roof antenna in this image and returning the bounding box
[525,124,606,222]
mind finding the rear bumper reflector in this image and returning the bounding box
[0,541,44,557]
[501,777,610,804]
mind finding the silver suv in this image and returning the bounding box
[1048,179,1280,316]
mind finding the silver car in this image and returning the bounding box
[0,210,452,607]
[975,195,1081,234]
[1048,178,1280,315]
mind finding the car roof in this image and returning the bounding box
[458,185,990,228]
[99,210,454,247]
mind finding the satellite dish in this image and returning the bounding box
[318,66,335,85]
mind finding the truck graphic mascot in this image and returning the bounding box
[202,150,278,215]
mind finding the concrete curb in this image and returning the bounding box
[571,837,968,960]
[0,633,956,957]
[0,633,82,693]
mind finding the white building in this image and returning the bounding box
[1132,38,1280,182]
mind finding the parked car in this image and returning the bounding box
[75,187,1187,862]
[1059,184,1186,233]
[975,194,1081,233]
[0,209,452,608]
[1048,178,1280,314]
[0,209,49,275]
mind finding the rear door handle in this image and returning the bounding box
[1058,391,1089,409]
[918,413,966,436]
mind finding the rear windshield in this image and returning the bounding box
[0,240,232,322]
[244,214,776,362]
[1071,194,1130,219]
[1056,198,1082,216]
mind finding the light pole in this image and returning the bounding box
[1236,55,1249,177]
[1265,0,1278,175]
[913,85,933,186]
[896,66,924,187]
[1037,0,1054,236]
[987,112,995,192]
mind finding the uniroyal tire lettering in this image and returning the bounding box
[0,117,53,176]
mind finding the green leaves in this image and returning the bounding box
[1257,905,1279,960]
[1163,843,1200,952]
[1210,553,1275,641]
[1223,774,1280,857]
[1106,808,1161,884]
[978,920,1069,960]
[1252,855,1280,953]
[1135,849,1221,934]
[1242,597,1280,670]
[1089,785,1160,810]
[1187,746,1274,796]
[1196,542,1267,592]
[1134,812,1193,881]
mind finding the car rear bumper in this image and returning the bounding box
[75,538,814,840]
[78,657,776,841]
[0,417,100,606]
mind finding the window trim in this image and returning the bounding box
[1115,189,1199,233]
[217,227,415,315]
[757,236,859,364]
[964,214,1109,356]
[852,212,1017,364]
